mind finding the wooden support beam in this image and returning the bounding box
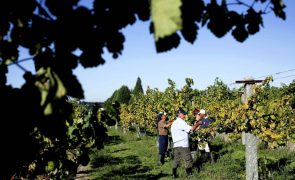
[235,80,263,84]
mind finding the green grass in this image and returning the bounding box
[81,127,295,180]
[84,127,167,179]
[85,127,195,179]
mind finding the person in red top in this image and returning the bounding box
[157,112,173,165]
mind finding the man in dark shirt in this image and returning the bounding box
[198,109,213,129]
[198,109,214,163]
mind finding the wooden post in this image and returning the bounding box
[236,79,263,180]
[240,91,246,145]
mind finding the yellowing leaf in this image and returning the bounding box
[242,113,246,119]
[270,133,281,140]
[242,104,249,109]
[151,0,182,41]
[44,103,53,115]
[40,89,48,106]
[270,123,276,129]
[250,120,257,127]
[52,71,67,98]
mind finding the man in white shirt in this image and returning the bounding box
[171,108,202,178]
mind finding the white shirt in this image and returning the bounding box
[171,117,192,148]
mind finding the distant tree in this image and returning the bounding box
[0,0,287,179]
[132,77,144,96]
[104,90,118,105]
[105,86,131,105]
[104,90,121,129]
[115,85,131,104]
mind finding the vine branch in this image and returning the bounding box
[36,0,55,21]
[14,62,29,72]
[4,56,34,72]
[263,2,271,14]
[227,0,252,8]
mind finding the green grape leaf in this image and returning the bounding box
[44,103,53,115]
[151,0,182,41]
[52,71,66,99]
[45,161,55,172]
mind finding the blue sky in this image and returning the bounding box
[7,0,295,102]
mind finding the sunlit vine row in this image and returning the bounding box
[120,77,295,147]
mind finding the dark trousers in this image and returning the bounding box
[173,147,193,169]
[158,135,168,156]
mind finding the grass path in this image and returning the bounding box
[75,127,295,179]
[75,127,190,180]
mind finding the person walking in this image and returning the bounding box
[157,112,173,165]
[170,108,202,178]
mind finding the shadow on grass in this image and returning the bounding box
[91,155,168,179]
[101,165,169,180]
[210,143,223,153]
[192,142,225,172]
[77,170,94,174]
[92,155,141,168]
[112,148,129,153]
[128,127,157,137]
[104,135,123,145]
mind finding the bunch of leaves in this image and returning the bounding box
[119,78,196,133]
[27,99,109,179]
[0,0,150,178]
[282,79,295,109]
[245,77,295,148]
[151,0,286,52]
[194,77,294,148]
